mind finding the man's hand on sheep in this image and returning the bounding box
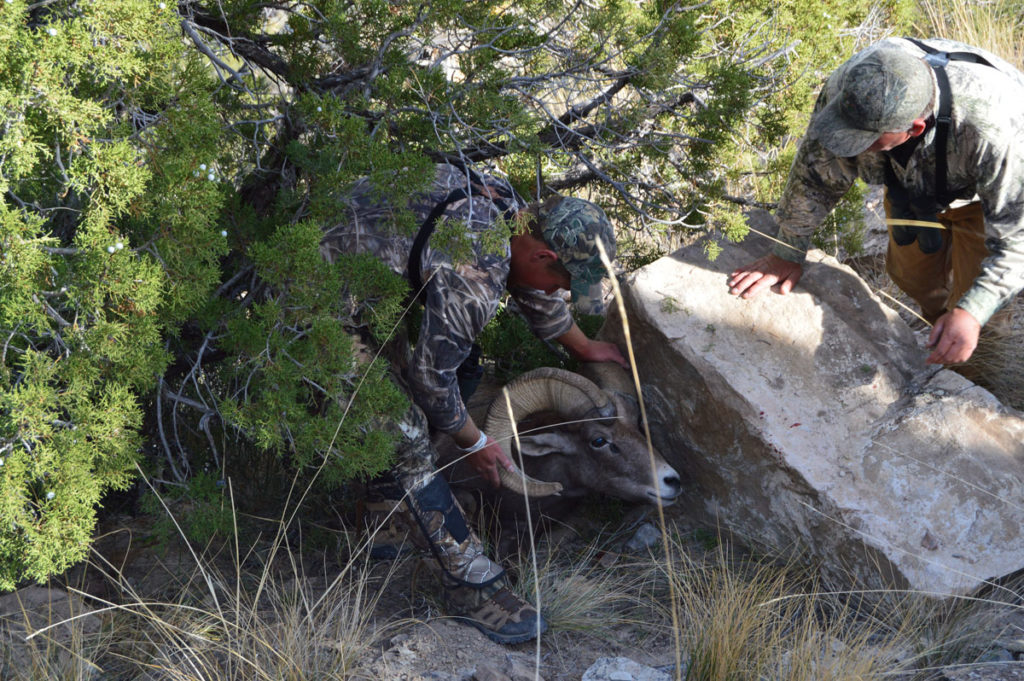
[453,420,514,488]
[466,436,514,488]
[556,324,628,368]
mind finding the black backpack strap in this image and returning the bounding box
[904,37,998,206]
[905,37,996,69]
[408,188,468,300]
[407,166,523,301]
[928,53,954,207]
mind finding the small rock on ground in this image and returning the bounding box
[941,663,1024,680]
[582,657,673,681]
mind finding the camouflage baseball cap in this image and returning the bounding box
[808,45,934,158]
[539,195,615,304]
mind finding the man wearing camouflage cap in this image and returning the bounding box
[321,162,624,644]
[728,37,1024,366]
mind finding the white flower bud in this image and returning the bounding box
[46,491,55,500]
[220,230,228,237]
[317,106,322,112]
[107,246,116,253]
[47,27,58,36]
[159,2,166,8]
[207,173,216,181]
[115,242,124,250]
[200,163,207,170]
[0,458,4,466]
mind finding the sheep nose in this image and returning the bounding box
[663,473,681,493]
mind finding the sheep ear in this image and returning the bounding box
[516,432,574,457]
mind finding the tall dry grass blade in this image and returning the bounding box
[501,386,546,671]
[915,0,1024,69]
[660,534,926,681]
[595,238,685,679]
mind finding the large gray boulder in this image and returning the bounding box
[602,211,1024,596]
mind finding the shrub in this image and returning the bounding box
[0,0,226,589]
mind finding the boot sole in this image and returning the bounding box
[452,615,548,645]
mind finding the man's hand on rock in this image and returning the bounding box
[927,308,981,365]
[728,255,804,299]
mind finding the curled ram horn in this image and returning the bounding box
[484,366,616,498]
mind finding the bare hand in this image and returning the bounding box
[466,436,514,488]
[926,308,981,364]
[728,255,804,299]
[572,339,628,368]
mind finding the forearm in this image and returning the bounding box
[957,206,1024,326]
[451,416,484,450]
[772,137,860,261]
[555,323,589,357]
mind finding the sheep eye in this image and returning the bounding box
[590,436,609,448]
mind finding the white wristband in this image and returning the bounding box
[459,431,488,454]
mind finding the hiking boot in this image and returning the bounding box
[444,577,547,645]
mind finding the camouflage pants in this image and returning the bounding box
[372,362,503,587]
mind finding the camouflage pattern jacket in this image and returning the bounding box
[773,37,1024,326]
[320,164,573,434]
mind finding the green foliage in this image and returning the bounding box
[0,0,224,588]
[814,179,869,257]
[477,305,563,383]
[0,0,925,588]
[477,305,603,383]
[140,471,234,548]
[219,224,408,489]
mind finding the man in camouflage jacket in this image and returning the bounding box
[728,37,1024,365]
[321,163,625,644]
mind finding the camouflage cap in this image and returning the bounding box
[538,195,615,304]
[808,45,934,158]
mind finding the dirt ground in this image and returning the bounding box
[48,499,694,681]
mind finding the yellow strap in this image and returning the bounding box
[884,218,949,230]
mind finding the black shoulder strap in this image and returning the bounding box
[904,38,997,205]
[407,165,522,302]
[905,37,996,69]
[408,188,467,300]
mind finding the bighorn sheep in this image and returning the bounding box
[437,362,682,517]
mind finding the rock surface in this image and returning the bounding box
[600,210,1024,596]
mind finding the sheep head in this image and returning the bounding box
[483,365,681,505]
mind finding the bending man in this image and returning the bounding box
[729,37,1024,365]
[321,162,625,644]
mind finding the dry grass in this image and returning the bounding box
[0,590,107,681]
[512,538,656,636]
[3,501,403,681]
[656,540,909,681]
[9,511,1024,681]
[915,0,1024,70]
[652,534,1024,681]
[87,540,398,681]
